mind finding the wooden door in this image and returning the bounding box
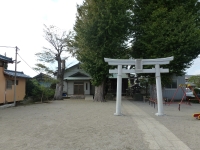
[74,82,84,95]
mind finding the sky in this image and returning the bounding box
[0,0,82,77]
[0,0,199,77]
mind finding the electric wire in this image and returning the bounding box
[17,52,39,74]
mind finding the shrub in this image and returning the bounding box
[26,79,55,102]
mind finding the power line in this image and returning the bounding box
[0,46,15,48]
[17,53,39,74]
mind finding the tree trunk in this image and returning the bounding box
[54,58,65,100]
[94,81,105,102]
[41,92,43,103]
[54,80,63,100]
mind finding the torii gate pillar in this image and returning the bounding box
[115,65,122,115]
[155,64,164,116]
[104,56,174,116]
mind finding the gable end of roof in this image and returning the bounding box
[4,70,31,78]
[69,72,89,77]
[0,54,13,63]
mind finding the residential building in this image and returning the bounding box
[63,62,128,96]
[0,54,31,104]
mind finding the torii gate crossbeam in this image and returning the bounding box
[104,56,174,116]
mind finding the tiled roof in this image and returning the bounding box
[64,77,91,80]
[4,70,31,78]
[69,72,89,77]
[0,54,13,63]
[33,73,52,79]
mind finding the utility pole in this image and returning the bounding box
[14,46,18,106]
[0,45,19,106]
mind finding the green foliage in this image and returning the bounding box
[139,77,148,87]
[194,88,200,94]
[146,74,173,87]
[26,79,55,102]
[73,0,134,86]
[33,63,54,75]
[132,0,200,75]
[189,75,200,87]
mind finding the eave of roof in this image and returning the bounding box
[33,73,52,79]
[69,72,89,77]
[65,61,80,70]
[64,77,91,80]
[0,54,13,63]
[4,70,31,78]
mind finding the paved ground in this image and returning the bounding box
[131,100,200,150]
[0,98,200,150]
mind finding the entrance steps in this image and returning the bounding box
[70,95,85,99]
[85,95,94,100]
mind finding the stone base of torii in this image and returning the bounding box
[104,57,174,116]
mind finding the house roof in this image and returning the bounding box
[4,70,31,78]
[185,75,194,80]
[64,60,129,80]
[69,72,89,77]
[0,54,13,63]
[66,61,79,69]
[65,72,91,80]
[64,77,92,81]
[53,61,79,76]
[33,73,52,80]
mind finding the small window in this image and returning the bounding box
[12,80,18,85]
[6,80,13,89]
[86,83,88,90]
[0,61,3,67]
[165,79,177,89]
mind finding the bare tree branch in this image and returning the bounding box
[35,24,74,100]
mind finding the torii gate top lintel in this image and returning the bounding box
[104,56,174,66]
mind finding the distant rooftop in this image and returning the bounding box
[66,60,79,69]
[0,54,13,63]
[4,70,31,78]
[33,73,52,80]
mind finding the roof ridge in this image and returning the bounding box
[4,69,24,74]
[4,70,31,78]
[0,54,12,60]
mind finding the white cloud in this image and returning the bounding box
[186,57,200,75]
[0,0,83,77]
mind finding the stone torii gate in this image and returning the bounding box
[104,56,174,116]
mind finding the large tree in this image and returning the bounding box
[73,0,134,101]
[189,75,200,87]
[36,25,72,100]
[132,0,200,80]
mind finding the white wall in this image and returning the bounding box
[64,80,91,95]
[67,81,74,95]
[84,81,90,95]
[64,63,91,95]
[163,75,185,100]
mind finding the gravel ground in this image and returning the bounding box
[1,98,200,150]
[0,99,149,150]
